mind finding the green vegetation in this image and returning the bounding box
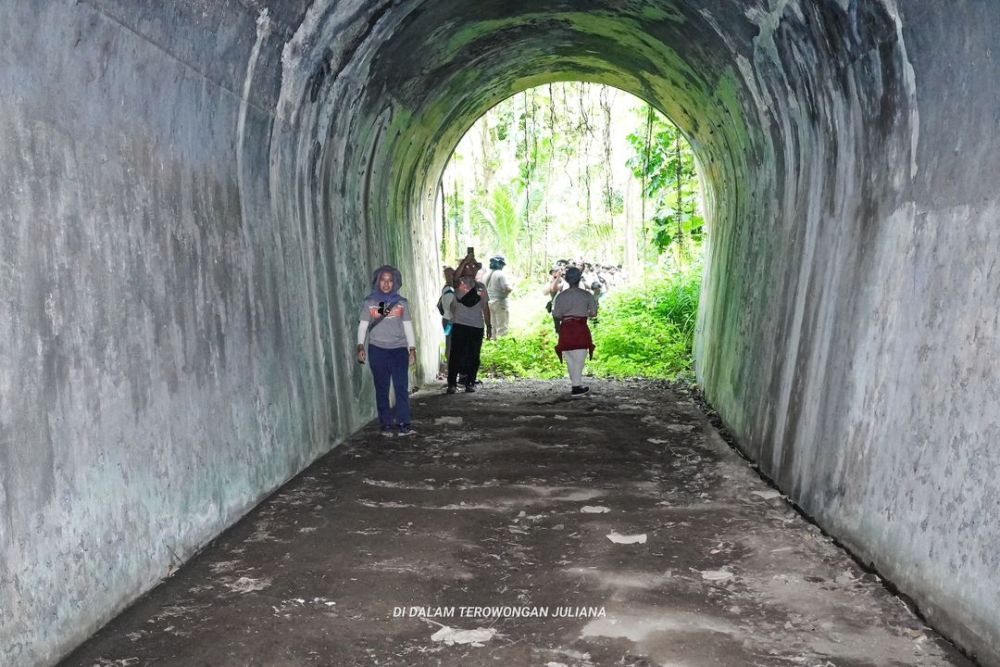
[478,324,565,379]
[439,83,702,278]
[589,269,700,380]
[479,268,701,381]
[446,82,705,380]
[626,107,704,263]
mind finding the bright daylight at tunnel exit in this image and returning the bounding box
[3,1,999,666]
[436,83,704,384]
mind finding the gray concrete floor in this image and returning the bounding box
[62,380,974,667]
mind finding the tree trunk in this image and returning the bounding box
[674,135,685,265]
[439,179,447,258]
[641,104,653,270]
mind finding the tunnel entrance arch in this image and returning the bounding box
[271,2,766,398]
[430,81,708,381]
[279,0,922,516]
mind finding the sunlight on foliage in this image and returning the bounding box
[589,270,701,380]
[479,268,701,381]
[439,82,703,278]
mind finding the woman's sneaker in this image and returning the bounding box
[571,386,590,396]
[398,426,417,437]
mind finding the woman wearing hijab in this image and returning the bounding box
[357,265,417,436]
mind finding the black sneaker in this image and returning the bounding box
[398,426,417,437]
[464,384,476,393]
[571,386,590,396]
[446,385,457,394]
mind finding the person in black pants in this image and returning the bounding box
[446,257,491,393]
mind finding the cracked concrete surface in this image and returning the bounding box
[61,381,972,667]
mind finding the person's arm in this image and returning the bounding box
[441,291,455,321]
[482,286,493,338]
[588,294,599,318]
[356,319,368,364]
[403,320,417,365]
[453,256,474,287]
[551,293,563,332]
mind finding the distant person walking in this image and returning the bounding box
[357,265,417,436]
[447,250,492,394]
[552,266,598,396]
[544,263,567,315]
[485,255,512,338]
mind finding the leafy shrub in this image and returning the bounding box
[479,269,701,380]
[590,271,700,380]
[479,322,565,379]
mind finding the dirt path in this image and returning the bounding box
[62,380,973,667]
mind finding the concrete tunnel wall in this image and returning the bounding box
[0,1,998,665]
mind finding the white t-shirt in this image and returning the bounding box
[552,287,598,319]
[486,270,511,302]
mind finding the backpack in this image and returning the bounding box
[436,286,454,315]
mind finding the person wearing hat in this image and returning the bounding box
[485,255,512,338]
[551,266,598,396]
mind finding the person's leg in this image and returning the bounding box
[388,347,411,428]
[367,345,393,429]
[492,301,509,337]
[565,349,587,387]
[466,326,485,387]
[447,325,469,388]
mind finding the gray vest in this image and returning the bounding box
[452,285,486,328]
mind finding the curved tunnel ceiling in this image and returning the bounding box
[277,0,915,247]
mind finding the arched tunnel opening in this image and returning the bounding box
[434,81,706,379]
[2,1,999,665]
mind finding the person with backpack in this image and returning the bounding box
[446,251,491,394]
[357,265,417,436]
[437,266,456,375]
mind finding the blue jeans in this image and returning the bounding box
[368,344,411,429]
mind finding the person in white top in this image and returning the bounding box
[485,255,513,338]
[438,266,456,375]
[552,266,599,396]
